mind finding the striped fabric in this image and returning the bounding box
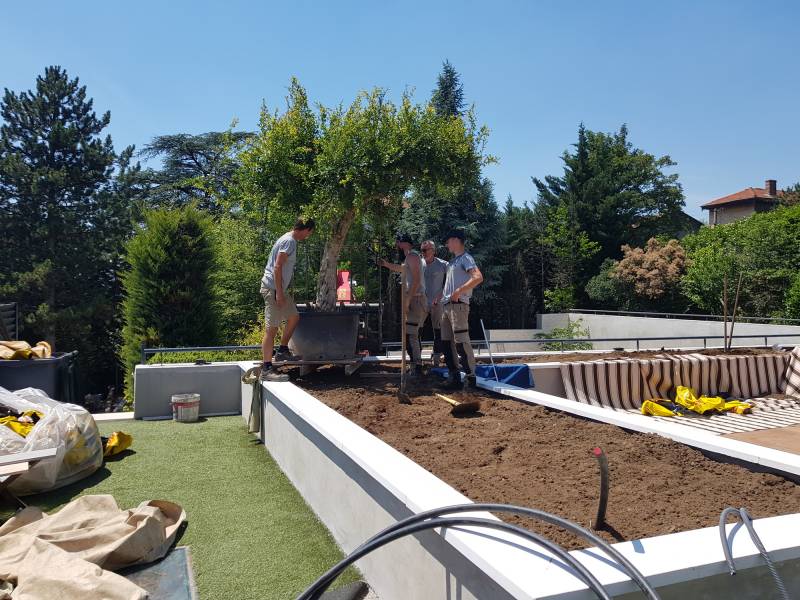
[560,352,795,411]
[628,406,800,435]
[783,346,800,397]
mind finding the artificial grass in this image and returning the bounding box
[22,416,361,599]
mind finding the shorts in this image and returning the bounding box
[428,302,443,330]
[405,295,427,335]
[262,289,299,327]
[440,303,470,342]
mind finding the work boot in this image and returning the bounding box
[431,353,442,368]
[260,367,289,382]
[466,374,478,389]
[440,369,463,390]
[273,348,302,363]
[406,364,424,380]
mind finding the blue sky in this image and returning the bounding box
[2,1,798,219]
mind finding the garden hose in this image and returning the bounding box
[299,516,612,600]
[719,507,790,600]
[299,502,660,600]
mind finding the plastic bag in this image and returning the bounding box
[0,386,102,495]
[674,386,726,415]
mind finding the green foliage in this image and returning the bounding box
[138,130,253,214]
[785,273,800,320]
[431,60,465,117]
[536,318,593,351]
[540,201,600,309]
[681,205,800,317]
[212,215,269,341]
[120,205,218,399]
[234,78,486,309]
[533,123,685,266]
[585,259,636,310]
[0,66,138,394]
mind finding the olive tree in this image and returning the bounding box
[234,79,486,310]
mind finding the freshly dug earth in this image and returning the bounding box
[297,367,800,550]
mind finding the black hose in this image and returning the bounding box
[719,507,790,600]
[299,516,612,600]
[592,447,609,530]
[301,503,660,600]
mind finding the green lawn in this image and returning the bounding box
[22,416,360,599]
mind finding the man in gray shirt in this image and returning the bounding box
[440,229,483,390]
[259,218,315,381]
[421,239,448,367]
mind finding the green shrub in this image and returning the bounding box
[120,205,218,400]
[537,318,593,351]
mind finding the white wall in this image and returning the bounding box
[133,362,243,418]
[540,313,800,350]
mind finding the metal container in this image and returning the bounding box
[289,312,360,361]
[0,351,78,403]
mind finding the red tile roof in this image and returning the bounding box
[702,187,780,209]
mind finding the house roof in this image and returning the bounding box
[701,187,781,209]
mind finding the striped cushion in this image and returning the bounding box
[560,352,793,411]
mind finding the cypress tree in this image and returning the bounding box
[120,205,217,399]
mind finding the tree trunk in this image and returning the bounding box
[316,208,357,311]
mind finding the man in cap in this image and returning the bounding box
[259,218,316,381]
[420,239,448,367]
[378,233,427,378]
[440,229,483,390]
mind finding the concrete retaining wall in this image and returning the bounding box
[541,313,800,350]
[133,362,243,419]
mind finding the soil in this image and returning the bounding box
[295,365,800,550]
[493,346,782,364]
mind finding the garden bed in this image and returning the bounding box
[296,366,800,550]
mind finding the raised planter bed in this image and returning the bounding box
[241,365,800,599]
[298,369,800,550]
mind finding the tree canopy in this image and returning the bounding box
[0,66,137,393]
[233,78,488,309]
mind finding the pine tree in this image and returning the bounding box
[431,60,465,117]
[0,66,136,394]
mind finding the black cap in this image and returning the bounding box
[443,229,465,243]
[395,232,414,244]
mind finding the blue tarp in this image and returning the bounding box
[430,365,533,388]
[476,364,532,388]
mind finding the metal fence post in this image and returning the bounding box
[140,342,146,365]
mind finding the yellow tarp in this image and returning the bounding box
[0,411,44,438]
[103,432,133,458]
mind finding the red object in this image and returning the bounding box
[336,270,352,302]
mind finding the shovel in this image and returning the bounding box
[398,269,411,404]
[435,393,480,416]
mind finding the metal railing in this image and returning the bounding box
[568,308,800,325]
[382,333,800,352]
[141,332,800,364]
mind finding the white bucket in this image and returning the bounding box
[171,393,200,422]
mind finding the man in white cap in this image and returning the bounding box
[440,229,483,390]
[378,232,426,378]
